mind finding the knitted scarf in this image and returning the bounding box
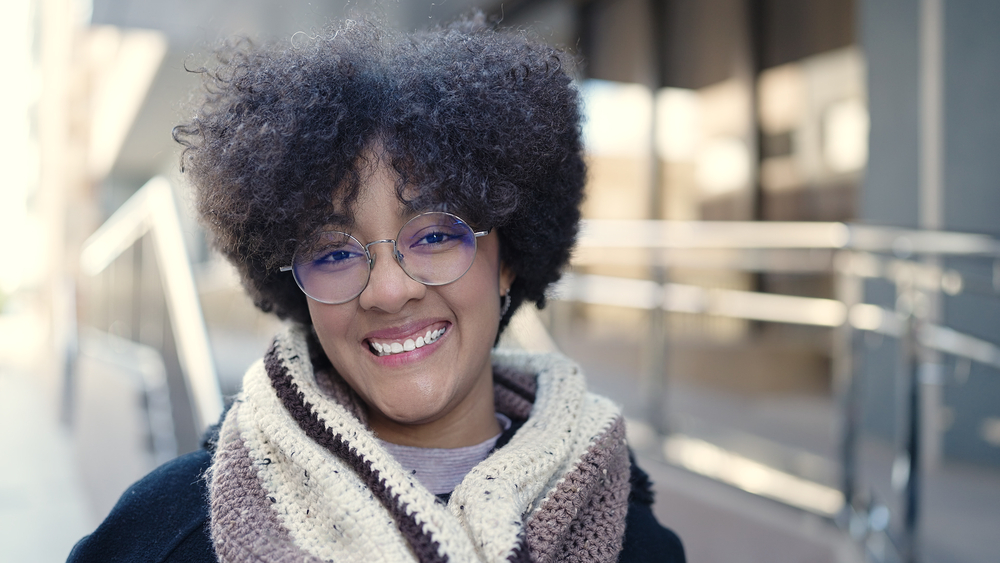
[208,326,631,563]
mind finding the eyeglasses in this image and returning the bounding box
[281,211,490,304]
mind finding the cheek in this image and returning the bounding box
[459,261,500,307]
[307,301,353,352]
[456,254,503,322]
[473,238,504,289]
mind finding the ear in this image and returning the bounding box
[499,262,516,295]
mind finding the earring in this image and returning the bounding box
[500,289,511,319]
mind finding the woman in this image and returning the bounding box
[69,14,684,563]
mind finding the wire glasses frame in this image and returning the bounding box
[280,211,490,304]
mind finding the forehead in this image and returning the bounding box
[318,140,466,237]
[328,160,420,231]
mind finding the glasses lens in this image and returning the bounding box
[398,212,477,285]
[292,231,369,304]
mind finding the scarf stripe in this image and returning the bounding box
[526,414,630,562]
[492,370,537,404]
[210,407,325,563]
[263,344,447,563]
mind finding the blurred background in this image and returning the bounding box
[1,0,998,562]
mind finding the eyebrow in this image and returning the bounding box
[320,214,355,233]
[318,206,422,237]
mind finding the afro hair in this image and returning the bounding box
[174,13,586,333]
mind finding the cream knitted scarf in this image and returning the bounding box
[209,326,631,563]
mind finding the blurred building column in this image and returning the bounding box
[860,2,1000,560]
[861,0,1000,469]
[933,0,1000,468]
[36,0,90,401]
[862,0,1000,232]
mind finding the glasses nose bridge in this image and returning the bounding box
[363,238,402,269]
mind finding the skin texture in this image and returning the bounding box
[308,156,515,448]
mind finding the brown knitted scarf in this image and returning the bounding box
[208,326,631,562]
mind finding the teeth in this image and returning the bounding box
[371,328,445,356]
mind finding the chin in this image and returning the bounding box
[372,394,449,426]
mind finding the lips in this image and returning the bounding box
[365,322,449,357]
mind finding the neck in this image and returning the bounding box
[368,382,501,448]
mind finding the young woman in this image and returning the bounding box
[69,14,684,563]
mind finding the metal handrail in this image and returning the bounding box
[556,272,999,371]
[579,219,1000,256]
[559,219,1000,561]
[80,176,223,432]
[571,220,1000,368]
[556,273,848,327]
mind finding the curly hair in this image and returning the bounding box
[174,13,586,332]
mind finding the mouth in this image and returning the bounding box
[366,325,448,357]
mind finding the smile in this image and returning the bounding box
[368,327,446,357]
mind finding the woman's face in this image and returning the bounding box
[307,160,514,446]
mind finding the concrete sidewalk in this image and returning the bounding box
[641,449,864,563]
[0,367,92,563]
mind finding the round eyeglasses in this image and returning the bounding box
[281,211,491,304]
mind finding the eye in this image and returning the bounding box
[408,227,467,252]
[306,246,366,272]
[317,249,356,262]
[415,231,452,245]
[401,213,474,256]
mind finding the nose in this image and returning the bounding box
[358,241,425,313]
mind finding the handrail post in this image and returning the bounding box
[833,250,862,518]
[643,262,669,434]
[894,268,923,563]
